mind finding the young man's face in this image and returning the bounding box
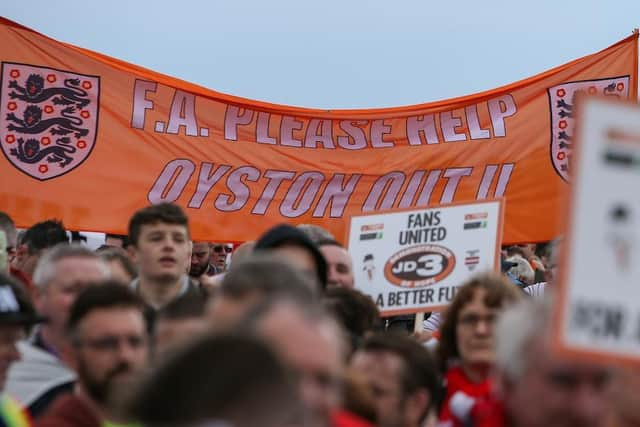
[132,222,190,285]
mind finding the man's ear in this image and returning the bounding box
[33,285,47,313]
[127,244,138,263]
[14,244,28,262]
[405,388,431,426]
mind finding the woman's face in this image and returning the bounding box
[456,288,498,367]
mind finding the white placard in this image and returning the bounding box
[347,199,503,316]
[556,97,640,365]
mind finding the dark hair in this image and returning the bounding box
[157,293,206,321]
[359,332,440,419]
[437,272,523,371]
[127,333,300,427]
[254,224,327,291]
[66,282,147,340]
[535,241,550,258]
[105,233,130,249]
[69,231,86,244]
[342,371,378,425]
[21,219,68,254]
[97,247,137,282]
[221,253,316,302]
[323,287,381,352]
[505,245,526,258]
[0,271,42,331]
[128,203,189,247]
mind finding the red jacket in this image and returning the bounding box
[332,410,375,427]
[36,395,100,427]
[438,366,504,427]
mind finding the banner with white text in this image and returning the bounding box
[0,18,637,243]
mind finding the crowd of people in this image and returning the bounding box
[0,203,636,427]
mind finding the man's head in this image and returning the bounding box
[207,253,316,330]
[505,255,535,286]
[248,298,345,427]
[544,237,563,284]
[351,333,439,427]
[255,224,328,291]
[210,242,233,272]
[189,241,212,278]
[610,367,640,426]
[297,223,336,244]
[505,245,526,258]
[323,286,381,354]
[0,213,17,267]
[128,333,301,427]
[156,294,207,356]
[494,299,612,427]
[128,203,190,286]
[66,283,150,408]
[318,239,355,289]
[13,219,68,277]
[229,241,254,266]
[104,234,130,250]
[97,247,137,285]
[0,272,42,391]
[33,244,110,337]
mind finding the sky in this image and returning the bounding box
[1,1,639,109]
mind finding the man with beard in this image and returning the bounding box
[188,241,218,284]
[37,282,150,427]
[350,333,439,427]
[6,244,110,418]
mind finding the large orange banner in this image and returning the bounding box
[0,18,637,243]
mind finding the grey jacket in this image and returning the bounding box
[5,341,76,408]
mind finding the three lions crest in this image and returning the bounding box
[0,63,100,180]
[547,76,630,182]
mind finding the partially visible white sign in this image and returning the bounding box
[556,97,640,365]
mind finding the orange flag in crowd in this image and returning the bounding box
[0,18,637,243]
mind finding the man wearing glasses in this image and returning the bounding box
[37,282,150,427]
[210,242,233,273]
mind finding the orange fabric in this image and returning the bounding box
[0,18,637,243]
